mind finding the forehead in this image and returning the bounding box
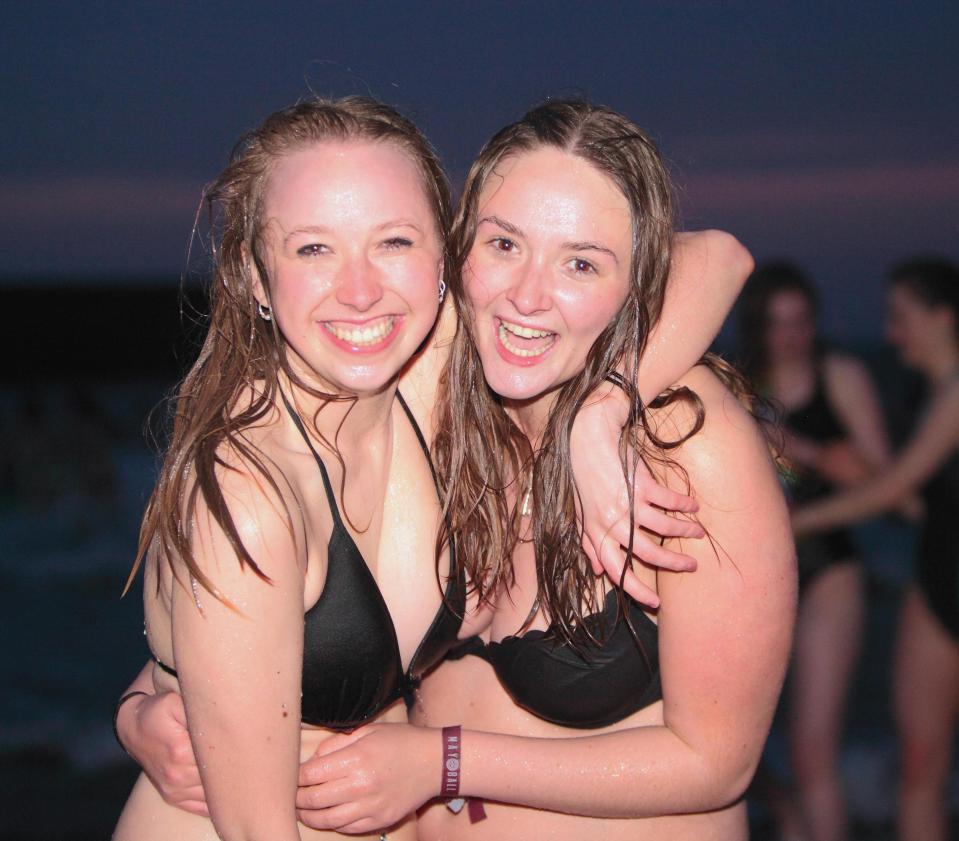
[768,289,813,316]
[478,147,631,243]
[263,140,433,226]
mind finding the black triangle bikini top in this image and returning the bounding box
[155,391,464,731]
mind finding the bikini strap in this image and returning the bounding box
[280,392,344,530]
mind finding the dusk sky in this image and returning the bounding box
[3,0,957,340]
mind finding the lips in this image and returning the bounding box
[496,317,557,358]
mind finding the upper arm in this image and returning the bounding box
[638,230,753,403]
[171,453,306,839]
[653,369,796,794]
[823,354,891,466]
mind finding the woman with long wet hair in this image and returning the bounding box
[286,101,796,841]
[112,96,752,841]
[738,263,891,841]
[793,259,959,841]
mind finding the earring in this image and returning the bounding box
[438,280,447,303]
[257,302,272,322]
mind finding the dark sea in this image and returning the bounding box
[0,343,944,840]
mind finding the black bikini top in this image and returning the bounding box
[450,588,661,729]
[156,391,464,731]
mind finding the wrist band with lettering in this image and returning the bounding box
[112,690,150,756]
[441,724,461,798]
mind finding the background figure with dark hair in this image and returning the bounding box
[794,258,959,841]
[739,262,892,841]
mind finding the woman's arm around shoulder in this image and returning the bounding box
[294,366,796,827]
[794,376,959,534]
[638,230,753,402]
[171,446,309,841]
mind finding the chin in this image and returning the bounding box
[481,362,558,402]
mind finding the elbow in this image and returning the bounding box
[682,750,760,814]
[703,229,754,289]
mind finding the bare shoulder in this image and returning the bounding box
[648,365,782,514]
[189,414,306,584]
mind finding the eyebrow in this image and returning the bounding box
[561,240,619,264]
[282,220,423,245]
[478,215,526,238]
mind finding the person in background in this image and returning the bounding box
[794,259,959,841]
[738,263,892,841]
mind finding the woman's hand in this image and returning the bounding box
[572,384,704,608]
[296,723,437,834]
[116,690,207,816]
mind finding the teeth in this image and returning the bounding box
[500,321,553,339]
[324,316,395,346]
[498,323,555,358]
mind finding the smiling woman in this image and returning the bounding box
[112,96,463,841]
[251,140,444,395]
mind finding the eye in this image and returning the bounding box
[296,243,329,257]
[568,257,597,275]
[489,237,517,253]
[382,237,414,250]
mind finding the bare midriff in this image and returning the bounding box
[113,675,416,841]
[412,656,747,841]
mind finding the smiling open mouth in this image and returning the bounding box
[322,315,397,347]
[497,318,557,358]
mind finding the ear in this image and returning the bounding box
[242,243,269,308]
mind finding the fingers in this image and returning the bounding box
[177,799,210,818]
[582,536,603,576]
[297,799,364,831]
[598,538,660,609]
[157,691,189,727]
[627,533,698,574]
[313,730,359,758]
[296,777,356,812]
[640,479,699,513]
[628,507,705,541]
[299,754,343,787]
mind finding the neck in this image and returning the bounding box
[279,370,396,453]
[505,389,558,446]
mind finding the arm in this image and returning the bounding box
[172,456,307,841]
[821,353,891,471]
[637,229,753,402]
[793,380,959,535]
[114,663,206,816]
[297,368,796,829]
[572,230,753,601]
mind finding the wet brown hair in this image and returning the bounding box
[737,261,822,387]
[433,100,705,642]
[127,96,451,599]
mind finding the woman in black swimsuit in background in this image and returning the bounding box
[289,101,795,841]
[113,97,750,840]
[794,259,959,841]
[739,263,891,841]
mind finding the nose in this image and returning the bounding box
[335,254,384,312]
[506,260,552,316]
